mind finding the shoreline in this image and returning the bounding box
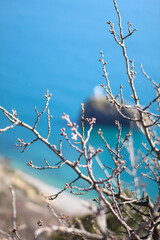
[19,170,92,217]
[0,156,92,217]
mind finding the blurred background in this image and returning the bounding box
[0,0,160,197]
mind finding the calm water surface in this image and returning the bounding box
[0,0,159,199]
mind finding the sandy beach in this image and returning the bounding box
[0,156,92,217]
[19,171,92,217]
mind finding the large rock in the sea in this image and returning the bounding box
[84,96,136,126]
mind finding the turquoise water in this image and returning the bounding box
[0,0,160,199]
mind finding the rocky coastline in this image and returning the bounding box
[83,96,137,126]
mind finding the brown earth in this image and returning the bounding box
[0,157,58,240]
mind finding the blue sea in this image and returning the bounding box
[0,0,160,199]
